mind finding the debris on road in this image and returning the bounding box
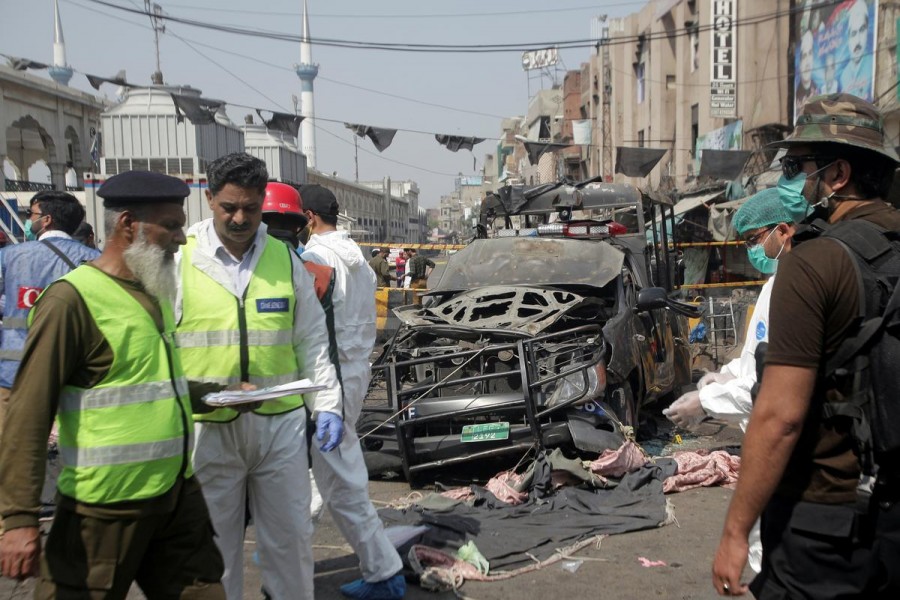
[638,557,668,567]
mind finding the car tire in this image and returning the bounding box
[608,378,637,430]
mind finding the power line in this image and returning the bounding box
[78,0,834,54]
[63,0,510,120]
[168,31,471,178]
[55,1,471,178]
[168,29,291,112]
[313,123,462,177]
[159,1,648,19]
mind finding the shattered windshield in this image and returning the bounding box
[432,237,625,291]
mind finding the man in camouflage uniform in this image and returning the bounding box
[712,94,900,597]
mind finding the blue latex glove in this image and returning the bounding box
[316,412,344,452]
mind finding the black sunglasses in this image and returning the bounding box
[779,155,835,179]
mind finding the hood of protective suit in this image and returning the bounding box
[305,230,367,270]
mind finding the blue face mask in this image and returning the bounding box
[24,219,36,241]
[777,173,814,223]
[747,244,778,274]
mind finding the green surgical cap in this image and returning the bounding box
[732,188,794,235]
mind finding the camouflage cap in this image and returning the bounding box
[770,93,899,164]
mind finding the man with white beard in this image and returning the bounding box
[0,171,227,598]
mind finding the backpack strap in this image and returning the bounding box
[40,239,79,270]
[820,222,886,377]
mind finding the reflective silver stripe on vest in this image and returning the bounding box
[59,436,184,467]
[1,317,29,329]
[192,373,300,388]
[59,378,191,413]
[0,349,24,361]
[174,329,293,349]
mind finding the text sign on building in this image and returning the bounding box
[710,0,737,118]
[522,47,559,71]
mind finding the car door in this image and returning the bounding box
[626,255,676,401]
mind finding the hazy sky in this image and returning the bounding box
[4,0,637,207]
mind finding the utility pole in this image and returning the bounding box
[600,15,612,181]
[354,135,359,182]
[145,0,165,85]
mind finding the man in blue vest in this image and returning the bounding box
[176,153,344,600]
[0,171,226,598]
[0,191,99,439]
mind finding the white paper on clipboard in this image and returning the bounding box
[202,379,327,407]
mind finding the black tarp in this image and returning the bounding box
[615,147,667,177]
[4,55,48,71]
[171,94,224,125]
[699,149,752,180]
[85,72,130,91]
[435,135,485,152]
[256,110,304,138]
[379,453,676,570]
[345,123,397,152]
[522,140,571,165]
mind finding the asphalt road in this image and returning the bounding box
[0,419,749,600]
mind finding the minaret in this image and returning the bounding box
[295,0,318,169]
[48,0,73,86]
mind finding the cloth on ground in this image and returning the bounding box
[589,440,648,478]
[435,447,613,507]
[379,451,675,571]
[662,449,740,493]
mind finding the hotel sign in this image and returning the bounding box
[710,0,737,118]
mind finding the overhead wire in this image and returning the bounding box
[79,0,838,54]
[158,1,650,19]
[312,123,463,177]
[62,0,510,120]
[168,31,470,178]
[55,0,473,178]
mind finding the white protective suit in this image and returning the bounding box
[699,276,774,574]
[302,230,404,583]
[176,220,343,600]
[699,276,774,432]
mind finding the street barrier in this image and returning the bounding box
[374,286,422,342]
[358,242,466,250]
[679,280,766,290]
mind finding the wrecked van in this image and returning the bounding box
[359,179,698,482]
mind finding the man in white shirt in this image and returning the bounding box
[175,153,344,600]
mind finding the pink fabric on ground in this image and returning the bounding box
[588,440,648,478]
[662,449,741,493]
[440,487,474,501]
[485,470,528,505]
[638,556,667,567]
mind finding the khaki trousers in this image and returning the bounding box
[36,478,225,600]
[410,278,428,306]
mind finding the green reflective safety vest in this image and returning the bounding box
[177,237,303,423]
[48,265,193,505]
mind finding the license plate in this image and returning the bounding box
[460,422,510,443]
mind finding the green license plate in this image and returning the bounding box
[460,422,510,443]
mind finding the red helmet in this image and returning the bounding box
[263,182,303,217]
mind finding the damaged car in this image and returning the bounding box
[359,180,698,482]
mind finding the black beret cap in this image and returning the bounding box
[98,171,190,208]
[299,184,339,216]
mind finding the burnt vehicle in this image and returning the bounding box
[359,178,699,482]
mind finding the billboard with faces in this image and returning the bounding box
[793,0,877,122]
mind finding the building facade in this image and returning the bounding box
[307,172,421,244]
[439,175,483,241]
[1,65,104,193]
